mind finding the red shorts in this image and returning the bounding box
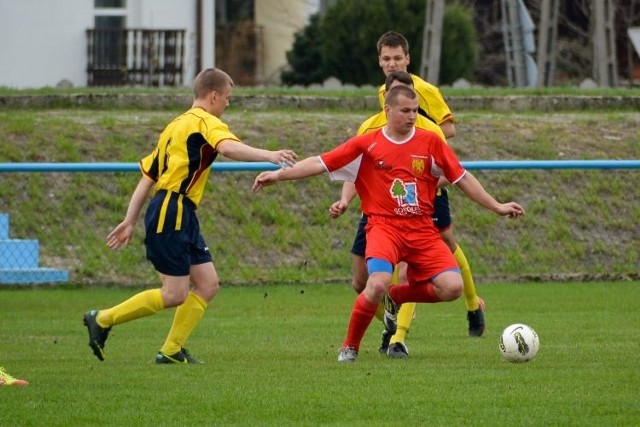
[364,215,458,285]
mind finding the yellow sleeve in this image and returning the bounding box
[358,112,386,136]
[411,75,454,125]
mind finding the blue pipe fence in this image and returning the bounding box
[0,160,638,286]
[1,160,639,172]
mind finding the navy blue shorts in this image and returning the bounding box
[350,188,452,257]
[144,190,212,276]
[432,187,452,231]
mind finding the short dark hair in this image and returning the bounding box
[193,68,234,99]
[377,31,409,55]
[385,85,416,106]
[385,71,413,91]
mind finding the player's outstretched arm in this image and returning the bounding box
[253,156,326,192]
[455,172,525,218]
[218,139,297,167]
[328,181,358,218]
[107,175,155,249]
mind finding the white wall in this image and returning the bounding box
[0,0,93,88]
[0,0,214,89]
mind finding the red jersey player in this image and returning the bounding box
[253,85,525,362]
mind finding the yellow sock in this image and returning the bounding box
[374,304,384,321]
[390,303,415,344]
[454,245,480,311]
[97,289,164,327]
[160,292,207,355]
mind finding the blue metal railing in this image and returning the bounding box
[0,160,639,173]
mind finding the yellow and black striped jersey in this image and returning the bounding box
[140,107,241,208]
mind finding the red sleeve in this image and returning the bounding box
[433,136,466,184]
[320,135,364,172]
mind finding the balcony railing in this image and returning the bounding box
[86,28,186,87]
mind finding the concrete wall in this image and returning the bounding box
[255,0,319,84]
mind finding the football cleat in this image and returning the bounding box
[0,367,28,386]
[155,348,203,364]
[387,342,409,359]
[337,346,358,363]
[379,329,392,354]
[382,293,400,336]
[467,297,486,337]
[83,310,111,361]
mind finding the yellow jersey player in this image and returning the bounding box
[83,68,297,364]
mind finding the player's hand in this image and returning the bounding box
[497,202,525,219]
[270,149,298,169]
[328,200,348,218]
[253,170,280,192]
[106,221,134,249]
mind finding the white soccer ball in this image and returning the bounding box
[499,323,540,363]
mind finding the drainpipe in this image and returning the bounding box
[196,0,202,76]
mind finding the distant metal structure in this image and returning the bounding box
[593,0,619,87]
[536,0,559,86]
[501,0,537,87]
[420,0,445,84]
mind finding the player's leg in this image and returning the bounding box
[83,273,180,361]
[339,266,394,363]
[435,188,485,336]
[388,236,462,305]
[350,215,369,294]
[387,262,416,358]
[157,216,217,364]
[339,221,399,362]
[157,261,218,364]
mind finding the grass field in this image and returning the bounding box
[1,282,638,426]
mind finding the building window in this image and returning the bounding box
[95,0,125,8]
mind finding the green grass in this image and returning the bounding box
[1,282,639,426]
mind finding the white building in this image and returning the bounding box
[0,0,319,89]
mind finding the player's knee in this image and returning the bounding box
[440,281,462,301]
[196,278,219,302]
[161,287,190,307]
[364,276,389,300]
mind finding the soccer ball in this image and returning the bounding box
[499,323,540,363]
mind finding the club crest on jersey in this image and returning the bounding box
[411,158,425,176]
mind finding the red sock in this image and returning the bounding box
[389,282,442,304]
[342,293,378,351]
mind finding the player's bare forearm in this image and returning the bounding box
[455,172,525,218]
[218,139,297,166]
[107,175,153,249]
[253,156,325,192]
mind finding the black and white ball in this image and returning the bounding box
[499,323,540,363]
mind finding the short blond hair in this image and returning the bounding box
[193,68,234,99]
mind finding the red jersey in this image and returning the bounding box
[320,127,466,219]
